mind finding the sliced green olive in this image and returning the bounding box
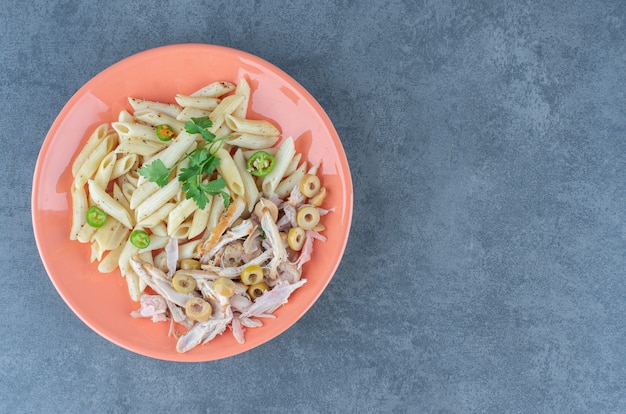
[288,227,306,251]
[172,273,197,294]
[212,277,236,297]
[254,198,278,222]
[299,174,321,198]
[247,282,269,300]
[240,264,264,286]
[184,297,212,322]
[180,259,202,270]
[296,206,320,230]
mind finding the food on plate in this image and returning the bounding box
[69,78,329,352]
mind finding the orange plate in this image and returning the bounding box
[32,44,353,362]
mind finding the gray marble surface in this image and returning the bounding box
[2,0,626,412]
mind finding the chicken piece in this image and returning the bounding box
[130,258,197,308]
[273,261,302,285]
[198,219,254,262]
[130,258,194,326]
[276,203,297,232]
[171,269,221,281]
[176,306,233,353]
[164,238,178,278]
[286,184,306,207]
[230,316,245,344]
[176,280,234,353]
[260,210,287,280]
[229,294,253,313]
[239,315,263,328]
[196,197,246,258]
[241,279,306,318]
[131,294,168,322]
[242,228,263,262]
[201,249,272,278]
[221,240,245,268]
[295,230,327,269]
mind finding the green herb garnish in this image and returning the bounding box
[138,117,231,210]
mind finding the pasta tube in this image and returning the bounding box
[261,136,296,197]
[225,114,280,137]
[215,148,245,198]
[87,179,134,229]
[191,81,235,97]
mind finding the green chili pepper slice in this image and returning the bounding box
[130,229,150,248]
[86,206,107,227]
[246,151,276,177]
[156,124,175,141]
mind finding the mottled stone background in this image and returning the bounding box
[2,0,625,412]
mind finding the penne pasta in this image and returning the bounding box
[76,221,99,244]
[206,193,226,235]
[233,78,250,119]
[149,222,168,237]
[174,94,220,111]
[70,184,88,240]
[233,148,260,212]
[138,201,176,228]
[209,94,244,133]
[111,183,130,212]
[97,242,125,273]
[144,131,197,168]
[87,179,134,229]
[130,180,161,210]
[92,218,130,252]
[90,240,106,263]
[133,109,184,133]
[170,217,193,239]
[128,97,182,118]
[153,251,168,270]
[261,136,296,197]
[167,198,198,236]
[275,161,307,199]
[213,124,233,139]
[307,162,321,175]
[134,179,180,223]
[117,109,134,123]
[138,235,170,253]
[227,132,280,149]
[176,107,211,122]
[115,136,167,156]
[93,151,117,189]
[117,232,140,276]
[225,114,280,137]
[178,239,203,260]
[111,154,138,180]
[215,148,245,198]
[71,124,110,176]
[192,81,235,97]
[112,122,163,142]
[73,134,118,187]
[125,268,142,302]
[188,204,211,240]
[283,153,302,177]
[120,180,136,206]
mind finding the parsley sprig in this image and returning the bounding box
[138,117,231,210]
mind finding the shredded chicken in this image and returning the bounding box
[165,238,178,278]
[129,191,328,353]
[131,295,168,322]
